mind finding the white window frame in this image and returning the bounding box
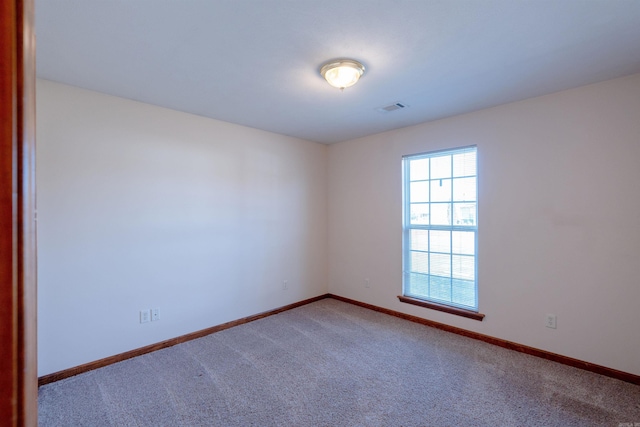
[402,146,480,315]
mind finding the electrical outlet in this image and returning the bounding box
[151,308,160,321]
[140,310,150,323]
[545,314,557,329]
[282,280,288,290]
[365,278,370,288]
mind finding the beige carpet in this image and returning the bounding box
[39,299,640,426]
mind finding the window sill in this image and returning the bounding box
[397,295,485,321]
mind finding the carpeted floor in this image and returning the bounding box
[39,299,640,426]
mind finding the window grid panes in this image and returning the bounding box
[403,146,478,310]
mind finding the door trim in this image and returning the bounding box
[0,0,37,425]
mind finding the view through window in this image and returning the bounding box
[402,146,478,311]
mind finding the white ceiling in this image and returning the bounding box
[36,0,640,144]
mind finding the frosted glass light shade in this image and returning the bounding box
[320,59,365,90]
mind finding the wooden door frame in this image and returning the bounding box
[0,0,37,425]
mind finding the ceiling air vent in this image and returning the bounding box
[377,102,408,113]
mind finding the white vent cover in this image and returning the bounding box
[377,102,408,113]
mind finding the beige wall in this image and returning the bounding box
[37,80,328,376]
[327,73,640,376]
[38,73,640,378]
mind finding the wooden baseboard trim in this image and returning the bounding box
[38,294,331,386]
[39,292,640,387]
[328,294,640,386]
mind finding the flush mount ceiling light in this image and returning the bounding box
[320,59,365,91]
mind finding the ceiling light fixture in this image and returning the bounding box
[320,59,365,91]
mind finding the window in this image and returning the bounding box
[402,146,480,315]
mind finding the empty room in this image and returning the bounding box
[13,0,640,425]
